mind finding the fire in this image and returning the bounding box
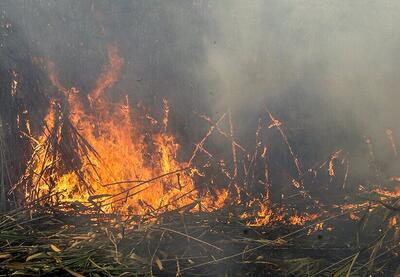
[18,46,328,227]
[241,201,277,226]
[289,213,319,225]
[23,46,223,215]
[373,188,400,198]
[328,150,342,177]
[389,216,398,228]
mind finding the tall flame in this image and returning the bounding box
[22,46,328,228]
[27,46,227,215]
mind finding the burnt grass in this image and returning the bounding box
[0,203,398,277]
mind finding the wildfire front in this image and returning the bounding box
[0,1,399,276]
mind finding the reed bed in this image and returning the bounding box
[0,196,398,276]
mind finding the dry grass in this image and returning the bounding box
[0,198,398,276]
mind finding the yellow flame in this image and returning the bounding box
[28,46,223,215]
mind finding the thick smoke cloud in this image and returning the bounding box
[203,1,400,124]
[2,0,399,169]
[200,0,400,167]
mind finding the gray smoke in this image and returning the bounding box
[202,1,400,131]
[2,0,399,167]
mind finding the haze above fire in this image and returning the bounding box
[2,0,399,164]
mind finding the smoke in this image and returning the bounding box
[2,0,400,169]
[204,1,400,127]
[201,1,400,150]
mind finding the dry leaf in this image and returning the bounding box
[130,253,147,264]
[65,268,86,277]
[26,252,47,261]
[50,244,62,253]
[0,253,12,259]
[154,256,164,270]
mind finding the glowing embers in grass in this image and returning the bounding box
[240,199,320,227]
[22,46,218,215]
[389,216,399,228]
[373,187,400,198]
[240,200,282,226]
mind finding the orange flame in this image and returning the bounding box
[26,46,224,215]
[22,46,326,228]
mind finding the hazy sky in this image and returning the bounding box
[2,0,399,162]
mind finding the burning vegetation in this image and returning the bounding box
[0,2,400,276]
[21,46,207,216]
